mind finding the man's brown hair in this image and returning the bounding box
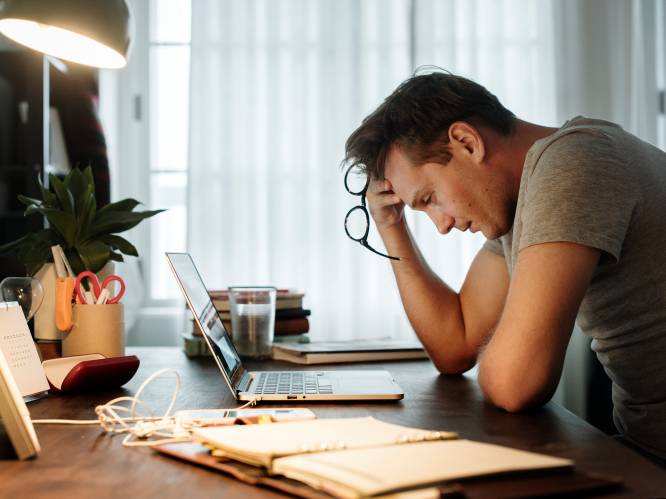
[343,70,516,179]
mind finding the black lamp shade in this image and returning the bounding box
[0,0,131,68]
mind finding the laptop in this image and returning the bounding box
[166,253,404,402]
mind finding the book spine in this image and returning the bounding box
[212,300,305,312]
[272,334,310,343]
[275,317,310,335]
[275,308,311,320]
[216,319,309,337]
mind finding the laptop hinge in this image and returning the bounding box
[237,370,253,393]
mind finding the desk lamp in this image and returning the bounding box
[0,0,131,69]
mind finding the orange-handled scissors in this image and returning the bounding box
[74,271,126,305]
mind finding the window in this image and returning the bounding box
[147,0,191,300]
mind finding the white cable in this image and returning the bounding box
[34,368,186,447]
[33,368,260,448]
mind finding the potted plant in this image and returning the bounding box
[0,166,163,275]
[0,166,163,341]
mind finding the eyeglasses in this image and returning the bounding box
[344,164,400,261]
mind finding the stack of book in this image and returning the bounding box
[183,288,310,357]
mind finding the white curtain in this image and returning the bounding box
[187,0,559,341]
[188,0,411,341]
[552,0,659,142]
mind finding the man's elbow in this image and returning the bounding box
[485,389,540,413]
[431,352,477,375]
[478,368,552,412]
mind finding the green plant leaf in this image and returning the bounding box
[96,198,142,217]
[17,195,42,207]
[24,204,44,216]
[50,174,75,214]
[75,185,97,242]
[90,209,165,237]
[108,251,125,262]
[99,234,138,256]
[67,250,86,276]
[37,175,57,207]
[37,208,77,246]
[68,168,88,212]
[75,240,110,273]
[83,166,95,195]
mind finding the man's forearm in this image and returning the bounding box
[379,223,477,373]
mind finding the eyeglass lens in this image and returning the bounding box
[345,165,368,195]
[345,206,368,241]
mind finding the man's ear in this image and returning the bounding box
[448,121,485,163]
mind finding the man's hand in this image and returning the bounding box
[367,178,405,230]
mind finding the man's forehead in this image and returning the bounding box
[384,145,429,207]
[384,144,415,179]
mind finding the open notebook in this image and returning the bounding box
[192,417,573,498]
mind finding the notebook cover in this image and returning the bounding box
[153,441,623,499]
[153,441,330,499]
[57,355,140,392]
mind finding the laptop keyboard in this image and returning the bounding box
[254,372,333,395]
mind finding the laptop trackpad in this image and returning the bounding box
[332,371,401,394]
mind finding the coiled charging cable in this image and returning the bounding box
[32,368,257,447]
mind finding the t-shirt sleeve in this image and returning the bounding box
[519,131,640,263]
[482,238,504,257]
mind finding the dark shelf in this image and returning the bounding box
[0,211,27,218]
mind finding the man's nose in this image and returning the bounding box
[430,214,454,235]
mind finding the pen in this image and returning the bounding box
[96,288,110,305]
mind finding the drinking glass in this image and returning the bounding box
[229,286,276,359]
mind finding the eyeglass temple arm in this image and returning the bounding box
[360,240,400,261]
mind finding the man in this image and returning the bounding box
[344,71,666,464]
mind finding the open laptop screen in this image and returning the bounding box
[166,253,241,380]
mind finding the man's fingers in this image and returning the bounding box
[369,178,397,196]
[371,193,403,207]
[386,194,402,205]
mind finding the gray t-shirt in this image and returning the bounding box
[484,116,666,459]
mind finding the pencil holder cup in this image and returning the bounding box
[62,303,125,358]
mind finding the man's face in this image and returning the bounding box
[384,143,513,239]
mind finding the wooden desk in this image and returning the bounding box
[1,347,664,498]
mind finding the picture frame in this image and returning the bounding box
[0,349,40,460]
